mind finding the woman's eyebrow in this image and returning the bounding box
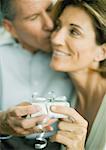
[70,23,83,31]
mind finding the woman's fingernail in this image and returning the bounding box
[51,106,56,111]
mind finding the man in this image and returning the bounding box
[0,0,73,149]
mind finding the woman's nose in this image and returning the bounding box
[51,29,66,45]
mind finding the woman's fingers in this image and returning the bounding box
[51,132,72,147]
[50,106,88,149]
[50,131,78,149]
[51,105,88,127]
[50,130,86,150]
[58,121,87,135]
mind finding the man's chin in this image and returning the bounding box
[40,45,52,53]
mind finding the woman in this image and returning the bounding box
[50,0,106,149]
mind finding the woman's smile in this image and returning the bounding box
[53,50,71,57]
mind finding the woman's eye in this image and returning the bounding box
[69,28,80,36]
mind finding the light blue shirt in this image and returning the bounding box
[0,41,73,110]
[0,39,73,139]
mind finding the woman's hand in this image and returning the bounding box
[0,102,55,136]
[50,106,88,150]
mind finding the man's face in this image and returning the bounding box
[11,0,54,52]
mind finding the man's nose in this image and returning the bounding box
[42,11,54,31]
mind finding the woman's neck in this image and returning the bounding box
[68,70,106,133]
[68,70,104,102]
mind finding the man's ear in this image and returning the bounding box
[3,19,18,39]
[94,43,106,62]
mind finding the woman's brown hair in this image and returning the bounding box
[56,0,106,77]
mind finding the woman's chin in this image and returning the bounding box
[50,62,65,72]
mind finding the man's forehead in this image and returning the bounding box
[15,0,58,8]
[14,0,58,17]
[13,0,58,19]
[15,0,58,6]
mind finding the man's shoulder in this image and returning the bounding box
[0,44,14,57]
[0,39,20,55]
[0,42,26,65]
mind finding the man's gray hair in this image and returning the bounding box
[0,0,16,21]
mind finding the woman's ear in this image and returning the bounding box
[3,19,18,39]
[94,43,106,62]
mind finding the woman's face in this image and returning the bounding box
[51,6,100,73]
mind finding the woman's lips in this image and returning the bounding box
[53,50,71,56]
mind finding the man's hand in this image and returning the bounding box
[0,102,55,136]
